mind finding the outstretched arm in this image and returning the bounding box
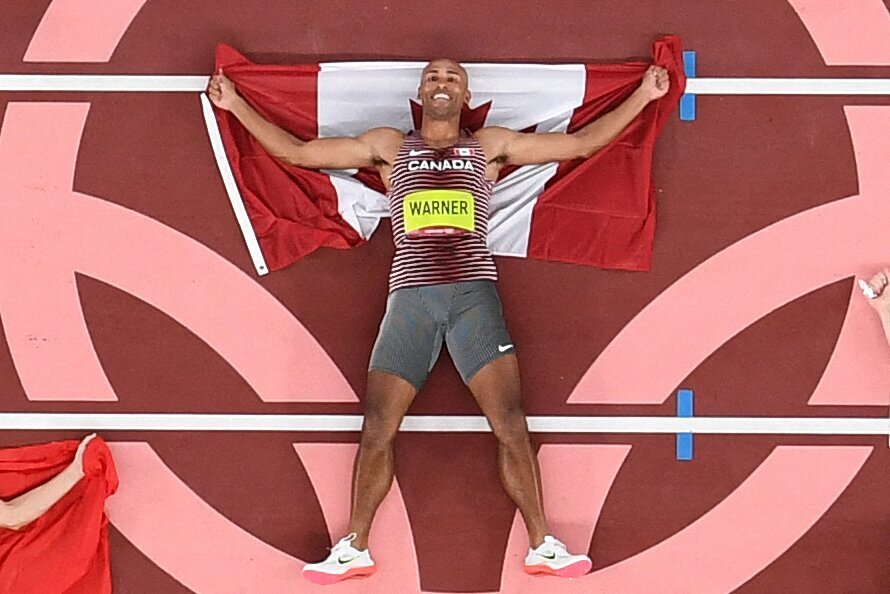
[206,70,402,171]
[864,268,890,352]
[0,434,95,531]
[478,65,670,168]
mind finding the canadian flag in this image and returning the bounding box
[205,38,684,275]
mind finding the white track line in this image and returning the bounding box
[0,413,885,436]
[2,75,890,95]
[687,77,890,95]
[0,74,209,92]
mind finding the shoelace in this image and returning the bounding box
[329,533,359,554]
[537,536,569,559]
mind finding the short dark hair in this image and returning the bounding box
[422,59,468,81]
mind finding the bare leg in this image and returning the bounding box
[347,370,417,550]
[467,355,548,547]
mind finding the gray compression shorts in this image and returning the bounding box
[368,280,515,391]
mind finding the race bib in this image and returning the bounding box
[403,190,475,237]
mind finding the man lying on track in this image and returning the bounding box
[208,58,669,585]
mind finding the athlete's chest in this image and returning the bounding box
[389,141,491,238]
[392,144,485,187]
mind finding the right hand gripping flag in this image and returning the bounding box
[207,37,685,274]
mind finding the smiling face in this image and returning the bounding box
[418,59,471,121]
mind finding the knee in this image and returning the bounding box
[489,406,530,446]
[360,410,400,450]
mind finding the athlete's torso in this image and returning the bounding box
[387,130,497,292]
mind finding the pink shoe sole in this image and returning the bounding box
[303,565,377,585]
[524,558,592,578]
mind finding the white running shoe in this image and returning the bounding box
[524,535,592,578]
[302,533,376,585]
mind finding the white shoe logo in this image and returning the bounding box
[408,149,432,156]
[498,344,514,353]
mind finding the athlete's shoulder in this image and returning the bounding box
[360,127,405,143]
[359,127,405,161]
[475,127,516,161]
[475,126,513,140]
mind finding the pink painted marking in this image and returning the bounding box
[0,103,356,402]
[294,443,422,591]
[787,0,890,65]
[570,106,890,406]
[0,103,114,400]
[809,283,890,405]
[106,442,301,593]
[24,0,148,63]
[107,443,421,593]
[294,444,356,538]
[501,446,872,593]
[537,444,630,549]
[499,445,630,590]
[105,442,871,594]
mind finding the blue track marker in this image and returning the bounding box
[679,51,697,121]
[676,389,694,460]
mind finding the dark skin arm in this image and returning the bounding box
[207,70,404,189]
[208,64,669,185]
[476,65,670,181]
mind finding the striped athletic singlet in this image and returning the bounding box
[387,130,497,292]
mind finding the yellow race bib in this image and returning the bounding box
[403,190,475,237]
